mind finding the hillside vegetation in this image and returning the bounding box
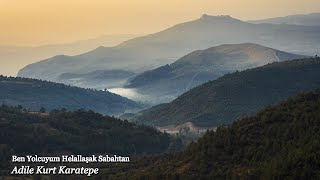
[133,58,320,127]
[0,106,171,170]
[0,76,140,115]
[103,90,320,179]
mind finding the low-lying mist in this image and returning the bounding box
[108,88,176,105]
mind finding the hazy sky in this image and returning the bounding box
[1,0,320,46]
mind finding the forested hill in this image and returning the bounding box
[132,58,320,127]
[0,106,171,169]
[0,76,141,115]
[104,90,320,179]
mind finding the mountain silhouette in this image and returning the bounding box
[18,15,320,89]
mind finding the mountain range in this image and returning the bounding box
[18,14,320,90]
[249,12,320,26]
[125,43,305,103]
[0,34,138,77]
[2,11,320,179]
[126,58,320,127]
[0,76,141,115]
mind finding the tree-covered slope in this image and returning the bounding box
[133,58,320,127]
[0,106,171,169]
[0,76,141,115]
[104,90,320,179]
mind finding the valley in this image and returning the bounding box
[1,9,320,179]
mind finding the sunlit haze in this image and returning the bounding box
[1,0,320,46]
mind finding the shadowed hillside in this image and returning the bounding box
[102,89,320,179]
[0,76,141,115]
[131,58,320,127]
[0,107,171,170]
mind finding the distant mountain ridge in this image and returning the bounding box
[0,76,141,115]
[126,43,305,102]
[249,12,320,26]
[0,34,139,76]
[18,14,320,89]
[129,58,320,127]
